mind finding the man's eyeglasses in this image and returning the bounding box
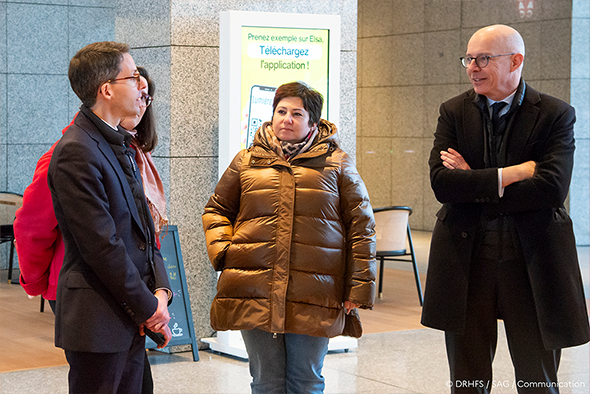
[460,53,515,68]
[106,72,141,86]
[140,94,153,107]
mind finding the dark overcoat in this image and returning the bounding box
[421,82,590,350]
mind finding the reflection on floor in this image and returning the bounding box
[1,232,588,394]
[1,326,588,394]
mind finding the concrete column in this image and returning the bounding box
[570,0,589,244]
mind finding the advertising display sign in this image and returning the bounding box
[241,26,330,148]
[219,11,340,175]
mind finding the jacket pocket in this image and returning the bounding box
[435,204,449,222]
[66,271,92,289]
[552,207,571,224]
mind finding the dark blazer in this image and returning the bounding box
[48,108,170,353]
[421,82,590,350]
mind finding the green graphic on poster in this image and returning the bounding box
[240,26,330,148]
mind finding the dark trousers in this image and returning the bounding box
[142,352,154,394]
[65,332,147,394]
[52,305,152,394]
[445,217,560,394]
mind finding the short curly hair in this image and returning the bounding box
[272,81,324,126]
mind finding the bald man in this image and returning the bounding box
[421,25,589,393]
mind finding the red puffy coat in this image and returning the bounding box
[14,117,75,300]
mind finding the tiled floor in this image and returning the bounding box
[1,325,588,394]
[1,232,588,394]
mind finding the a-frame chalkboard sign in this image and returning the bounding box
[145,225,199,361]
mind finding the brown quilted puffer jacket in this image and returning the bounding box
[203,119,376,338]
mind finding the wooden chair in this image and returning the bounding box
[373,206,423,306]
[0,192,23,284]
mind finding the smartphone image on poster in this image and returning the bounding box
[247,85,276,148]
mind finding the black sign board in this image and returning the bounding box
[145,225,199,361]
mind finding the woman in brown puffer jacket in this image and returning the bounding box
[203,81,376,394]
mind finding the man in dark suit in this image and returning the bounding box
[421,25,589,393]
[48,41,172,394]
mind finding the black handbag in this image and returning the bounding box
[342,308,363,338]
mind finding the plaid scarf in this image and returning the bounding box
[281,132,313,159]
[258,123,319,161]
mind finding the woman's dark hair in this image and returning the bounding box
[133,66,158,153]
[68,41,129,108]
[272,81,324,126]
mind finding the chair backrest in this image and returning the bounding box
[373,206,412,253]
[0,192,23,226]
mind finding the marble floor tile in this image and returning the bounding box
[1,326,587,394]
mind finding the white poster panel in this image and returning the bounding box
[219,11,341,176]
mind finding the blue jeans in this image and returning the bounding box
[241,329,329,394]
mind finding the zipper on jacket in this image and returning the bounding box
[273,333,277,339]
[126,149,137,174]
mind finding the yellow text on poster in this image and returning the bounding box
[240,26,329,148]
